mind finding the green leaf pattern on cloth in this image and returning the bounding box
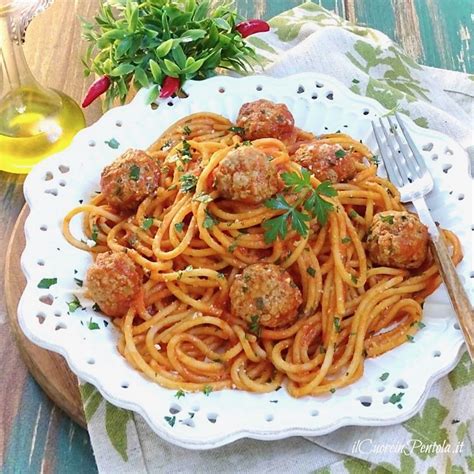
[78,3,473,472]
[448,351,474,390]
[403,398,449,461]
[80,383,132,461]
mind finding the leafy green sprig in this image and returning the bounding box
[82,0,257,108]
[263,168,337,244]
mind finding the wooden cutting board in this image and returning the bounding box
[4,206,86,427]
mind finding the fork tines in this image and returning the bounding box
[371,113,429,189]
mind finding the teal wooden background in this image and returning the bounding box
[1,0,472,472]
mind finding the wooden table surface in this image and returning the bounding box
[0,0,471,471]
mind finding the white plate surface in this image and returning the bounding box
[19,73,473,449]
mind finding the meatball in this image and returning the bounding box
[101,149,160,211]
[230,263,302,329]
[293,142,357,183]
[367,211,429,269]
[214,146,280,204]
[86,252,142,317]
[236,99,295,141]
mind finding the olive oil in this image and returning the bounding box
[0,86,85,174]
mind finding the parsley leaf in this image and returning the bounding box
[370,155,379,165]
[37,278,57,289]
[104,138,119,149]
[180,173,197,193]
[248,315,261,336]
[380,214,394,224]
[203,385,213,396]
[407,334,415,343]
[91,224,99,243]
[74,278,83,287]
[142,217,154,230]
[174,389,185,399]
[228,126,245,134]
[388,392,404,405]
[335,149,346,159]
[164,415,176,427]
[87,318,100,330]
[341,237,351,244]
[129,164,140,181]
[334,317,341,333]
[203,210,217,229]
[379,372,389,381]
[306,267,316,277]
[329,388,336,394]
[67,296,82,313]
[417,321,426,329]
[183,125,191,136]
[174,222,184,233]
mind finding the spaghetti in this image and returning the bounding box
[63,108,462,397]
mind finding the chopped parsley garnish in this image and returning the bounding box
[92,303,100,312]
[142,217,154,230]
[74,278,83,287]
[417,321,426,329]
[228,126,245,134]
[67,295,82,313]
[203,210,217,229]
[183,125,191,135]
[180,174,198,192]
[263,169,336,244]
[174,222,184,233]
[407,334,415,343]
[270,400,278,403]
[329,388,336,393]
[37,278,57,289]
[203,385,213,396]
[319,346,326,354]
[334,317,341,333]
[335,149,346,159]
[388,392,404,405]
[180,140,192,162]
[370,155,379,165]
[104,138,120,149]
[341,237,351,244]
[91,224,99,243]
[103,320,109,327]
[174,389,186,399]
[351,275,358,284]
[380,215,394,224]
[349,210,359,219]
[249,315,261,337]
[352,78,360,84]
[87,318,100,330]
[129,164,140,181]
[379,372,389,381]
[306,267,316,277]
[228,241,238,253]
[242,140,252,146]
[164,415,176,427]
[193,192,213,203]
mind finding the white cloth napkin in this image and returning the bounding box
[80,3,474,473]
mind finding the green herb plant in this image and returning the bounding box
[82,0,257,109]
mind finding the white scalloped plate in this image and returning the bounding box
[19,73,473,449]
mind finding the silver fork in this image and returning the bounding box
[372,113,474,360]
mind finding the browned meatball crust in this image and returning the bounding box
[101,149,160,211]
[293,142,357,183]
[214,146,280,204]
[86,252,142,317]
[367,211,429,269]
[236,99,295,141]
[230,263,302,329]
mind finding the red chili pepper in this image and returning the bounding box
[160,76,180,99]
[235,19,270,38]
[81,75,111,108]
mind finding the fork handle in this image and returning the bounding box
[413,198,474,360]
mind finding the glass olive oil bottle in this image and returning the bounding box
[0,4,85,174]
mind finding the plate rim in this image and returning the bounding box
[18,72,469,449]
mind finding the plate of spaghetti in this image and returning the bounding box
[19,73,472,448]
